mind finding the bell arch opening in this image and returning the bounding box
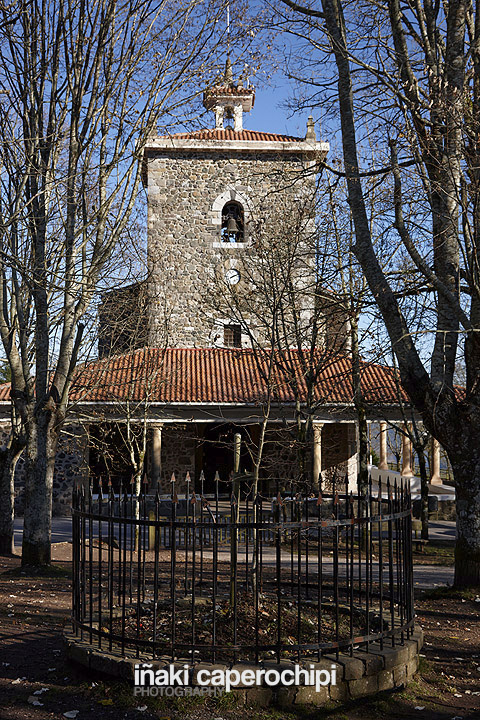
[221,200,244,243]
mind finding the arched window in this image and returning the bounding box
[221,201,244,243]
[224,106,234,129]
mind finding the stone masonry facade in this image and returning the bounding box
[159,425,196,492]
[65,626,423,707]
[146,147,319,348]
[9,423,89,516]
[155,422,356,495]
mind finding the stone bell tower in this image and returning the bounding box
[143,58,329,349]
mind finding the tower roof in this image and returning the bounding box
[159,128,302,142]
[203,56,255,131]
[143,57,329,178]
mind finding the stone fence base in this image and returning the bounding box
[64,627,423,708]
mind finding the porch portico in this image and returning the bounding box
[0,347,434,512]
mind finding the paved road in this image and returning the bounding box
[12,518,455,590]
[207,547,454,590]
[13,517,457,544]
[13,517,74,546]
[411,564,454,589]
[425,519,456,541]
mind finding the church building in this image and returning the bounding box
[0,60,413,513]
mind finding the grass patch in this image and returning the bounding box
[423,544,454,557]
[419,585,478,601]
[210,690,239,710]
[417,656,430,674]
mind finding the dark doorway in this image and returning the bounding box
[200,424,253,493]
[88,423,134,494]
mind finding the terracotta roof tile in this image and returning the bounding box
[204,85,254,96]
[160,128,304,143]
[62,348,406,406]
[0,382,10,401]
[0,349,466,408]
[0,349,406,405]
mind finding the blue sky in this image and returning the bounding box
[243,82,311,137]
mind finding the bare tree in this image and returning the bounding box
[0,0,232,565]
[387,428,401,473]
[209,183,354,491]
[278,0,480,587]
[324,174,382,507]
[388,354,432,540]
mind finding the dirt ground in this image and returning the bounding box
[0,543,479,720]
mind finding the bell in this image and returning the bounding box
[226,215,239,234]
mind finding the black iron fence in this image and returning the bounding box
[71,473,414,664]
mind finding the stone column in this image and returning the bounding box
[347,423,359,490]
[401,426,414,477]
[215,105,224,129]
[233,104,243,131]
[379,422,388,470]
[150,424,163,492]
[312,423,324,488]
[430,437,442,485]
[76,422,90,490]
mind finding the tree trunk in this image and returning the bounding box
[230,433,241,608]
[350,315,368,497]
[134,469,143,552]
[416,446,429,541]
[251,416,268,592]
[452,454,480,587]
[318,0,478,588]
[294,398,308,489]
[0,442,25,555]
[21,412,59,566]
[356,407,369,495]
[0,452,14,554]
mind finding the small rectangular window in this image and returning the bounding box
[224,324,242,348]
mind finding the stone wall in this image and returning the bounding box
[152,422,357,495]
[98,282,148,358]
[0,423,11,453]
[3,419,358,514]
[159,424,196,493]
[260,427,300,483]
[52,425,89,514]
[156,422,357,495]
[11,424,89,517]
[65,627,423,708]
[323,423,358,488]
[258,422,357,490]
[146,149,318,348]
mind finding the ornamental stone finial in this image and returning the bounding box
[224,55,233,85]
[203,56,255,129]
[306,115,316,141]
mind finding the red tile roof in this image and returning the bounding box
[0,382,9,401]
[49,348,407,406]
[1,349,466,409]
[159,128,304,143]
[204,85,254,97]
